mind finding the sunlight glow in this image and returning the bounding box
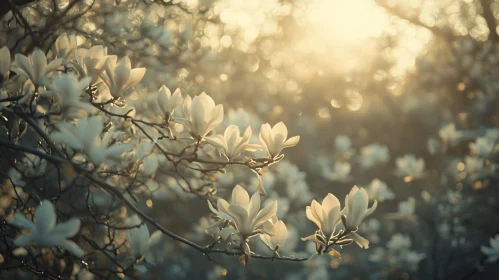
[305,0,389,44]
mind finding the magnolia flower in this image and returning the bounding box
[305,193,341,239]
[72,46,109,84]
[53,33,78,59]
[359,143,390,169]
[157,85,183,119]
[44,74,95,113]
[50,117,131,164]
[469,137,495,157]
[439,123,461,144]
[335,135,354,156]
[127,224,162,263]
[386,197,416,220]
[260,220,288,251]
[181,92,224,138]
[366,179,395,202]
[13,48,62,86]
[396,154,425,179]
[341,186,378,233]
[8,200,84,257]
[325,161,351,182]
[208,185,277,240]
[205,125,262,159]
[0,46,10,85]
[481,234,499,263]
[259,122,300,158]
[100,55,146,99]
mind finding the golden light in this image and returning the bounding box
[304,0,389,45]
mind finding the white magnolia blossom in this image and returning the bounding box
[387,233,412,251]
[386,197,416,220]
[100,55,146,99]
[157,85,183,119]
[469,137,495,157]
[181,92,224,138]
[304,186,377,249]
[44,74,95,114]
[305,193,341,239]
[72,45,109,84]
[325,161,351,182]
[464,156,488,175]
[0,46,10,85]
[366,179,395,202]
[335,135,354,156]
[50,117,132,164]
[342,186,378,233]
[260,219,289,251]
[259,122,300,158]
[439,123,461,144]
[205,125,262,159]
[208,185,277,240]
[359,143,390,169]
[127,224,162,264]
[13,48,62,86]
[481,234,499,263]
[53,33,78,59]
[396,154,425,179]
[8,200,84,257]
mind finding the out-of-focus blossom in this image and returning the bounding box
[53,33,78,59]
[8,200,84,257]
[260,219,288,251]
[481,234,499,263]
[205,125,262,160]
[464,156,490,177]
[439,123,461,144]
[469,137,495,157]
[335,135,354,157]
[50,117,131,164]
[386,197,416,220]
[259,122,300,158]
[359,143,390,169]
[387,234,411,251]
[157,85,183,119]
[366,179,395,202]
[396,154,425,180]
[44,74,95,114]
[325,161,351,182]
[127,224,163,264]
[13,48,62,86]
[0,46,10,86]
[427,137,440,155]
[101,55,146,99]
[181,92,224,138]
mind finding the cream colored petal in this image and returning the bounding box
[305,206,322,229]
[248,192,261,221]
[350,232,369,249]
[35,200,57,234]
[283,136,300,148]
[124,67,146,89]
[231,185,250,208]
[253,200,277,228]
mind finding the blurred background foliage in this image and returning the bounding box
[1,0,499,279]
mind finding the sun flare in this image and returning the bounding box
[305,0,390,45]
